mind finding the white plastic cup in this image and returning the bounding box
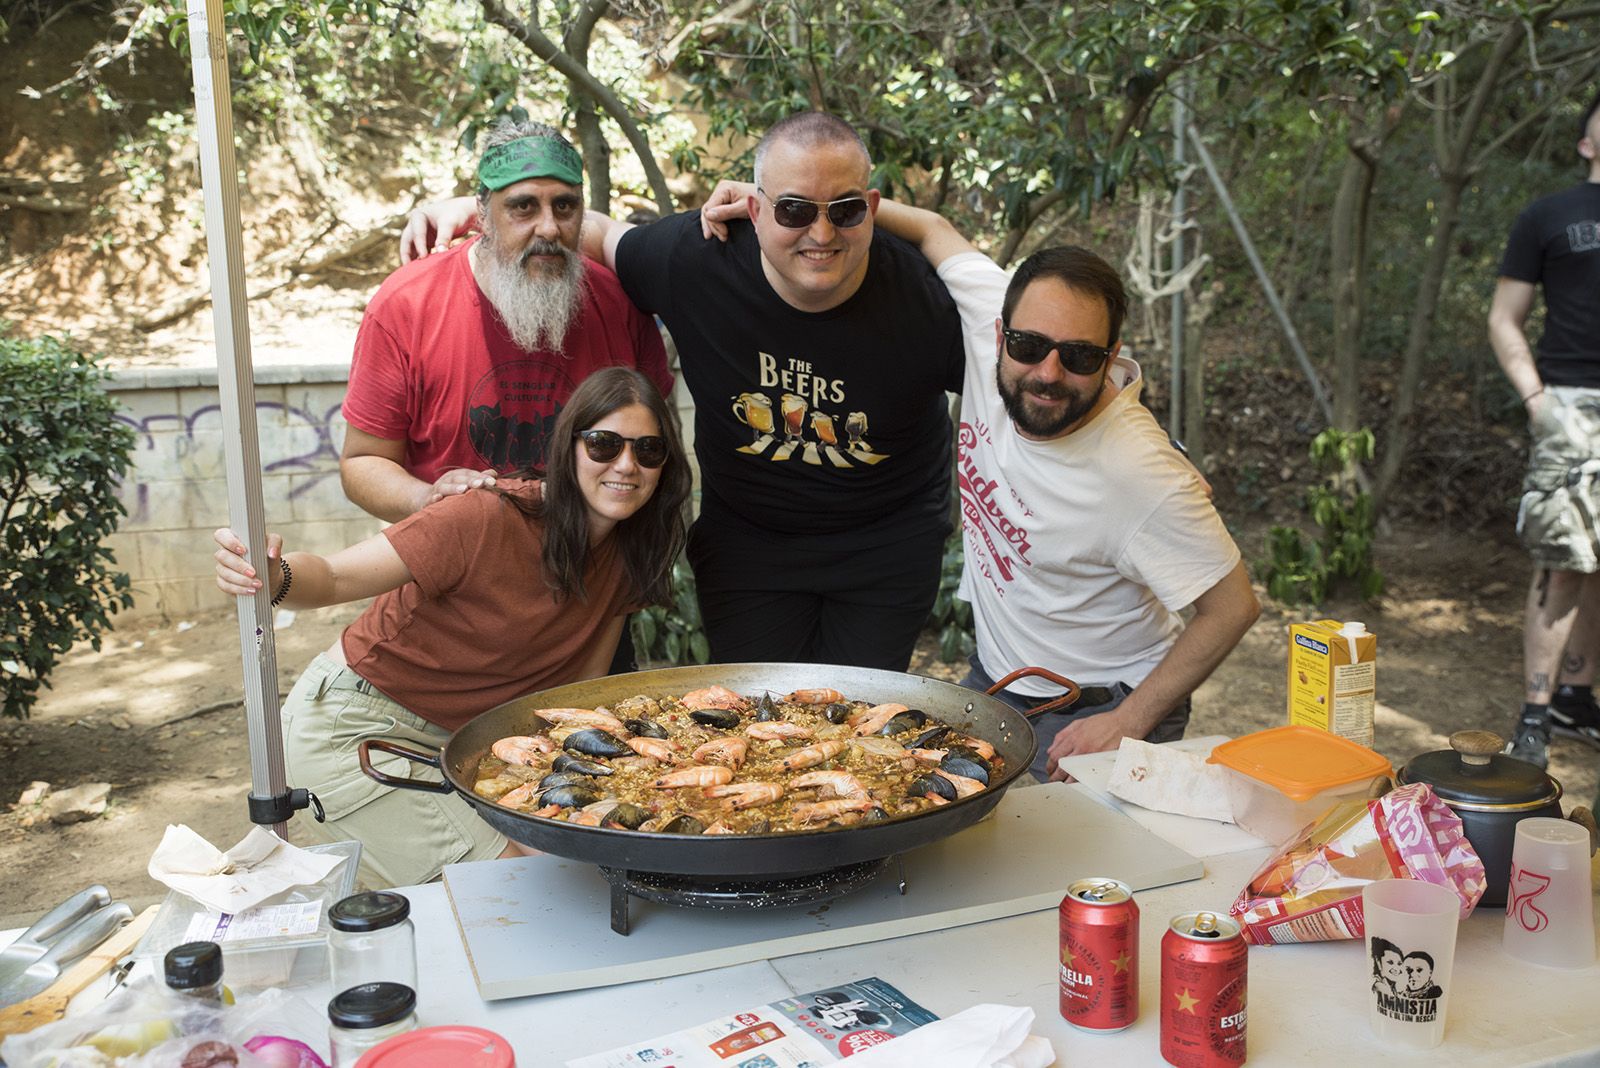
[1362,879,1461,1049]
[1503,817,1596,969]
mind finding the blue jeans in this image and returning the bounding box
[959,655,1191,780]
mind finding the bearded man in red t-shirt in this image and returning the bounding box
[340,120,673,522]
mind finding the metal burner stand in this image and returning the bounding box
[597,857,906,935]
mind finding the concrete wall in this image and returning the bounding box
[106,365,380,621]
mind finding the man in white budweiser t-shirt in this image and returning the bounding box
[874,202,1260,781]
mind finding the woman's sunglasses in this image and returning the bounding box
[759,188,871,230]
[575,429,669,469]
[1001,327,1114,376]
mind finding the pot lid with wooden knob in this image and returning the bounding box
[1396,729,1562,808]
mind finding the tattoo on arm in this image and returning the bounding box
[1562,653,1586,676]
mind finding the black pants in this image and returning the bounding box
[687,516,945,671]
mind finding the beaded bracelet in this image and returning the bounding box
[270,558,293,607]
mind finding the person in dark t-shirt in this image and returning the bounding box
[1491,88,1600,768]
[401,113,963,670]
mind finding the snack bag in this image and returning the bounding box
[1229,781,1485,945]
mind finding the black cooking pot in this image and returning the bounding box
[1397,729,1596,907]
[357,662,1053,878]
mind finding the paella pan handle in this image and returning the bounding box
[985,666,1081,719]
[358,738,454,794]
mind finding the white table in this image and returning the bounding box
[394,792,1600,1066]
[9,793,1599,1066]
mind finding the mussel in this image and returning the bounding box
[939,753,990,785]
[865,805,891,822]
[623,717,669,739]
[551,754,614,776]
[659,814,706,835]
[562,728,631,758]
[878,709,930,736]
[911,725,952,749]
[538,771,595,791]
[754,692,781,721]
[601,802,651,830]
[823,702,853,724]
[690,707,742,730]
[909,773,959,802]
[540,783,603,809]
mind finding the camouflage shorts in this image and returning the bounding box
[1518,386,1600,573]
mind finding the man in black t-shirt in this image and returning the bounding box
[1490,88,1600,768]
[401,112,963,670]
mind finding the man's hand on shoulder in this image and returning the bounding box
[1045,709,1136,780]
[420,468,498,510]
[399,197,479,264]
[699,180,757,242]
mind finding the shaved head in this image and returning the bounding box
[753,111,872,188]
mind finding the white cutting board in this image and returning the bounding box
[1057,735,1269,856]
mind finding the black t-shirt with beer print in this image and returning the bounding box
[617,211,964,548]
[1499,181,1600,387]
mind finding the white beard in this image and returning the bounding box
[475,226,586,352]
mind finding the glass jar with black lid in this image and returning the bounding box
[328,891,416,995]
[328,981,417,1066]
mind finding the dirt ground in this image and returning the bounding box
[3,520,1596,928]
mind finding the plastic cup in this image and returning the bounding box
[1503,817,1596,969]
[1362,878,1460,1049]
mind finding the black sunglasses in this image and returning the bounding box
[1001,327,1114,375]
[575,429,669,469]
[758,188,871,230]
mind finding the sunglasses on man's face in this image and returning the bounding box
[759,188,871,230]
[575,429,669,468]
[1001,327,1114,376]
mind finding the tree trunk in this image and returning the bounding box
[1328,143,1377,432]
[564,0,611,211]
[1372,21,1527,508]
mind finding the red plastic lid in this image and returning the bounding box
[354,1026,515,1068]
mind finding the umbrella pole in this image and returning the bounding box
[185,0,308,837]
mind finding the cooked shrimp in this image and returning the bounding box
[703,782,784,809]
[491,735,556,766]
[849,703,909,736]
[680,685,749,712]
[793,798,876,823]
[789,770,867,800]
[496,782,543,809]
[779,738,849,771]
[529,803,562,819]
[786,688,844,704]
[651,764,735,788]
[934,768,985,798]
[537,707,626,734]
[907,747,948,764]
[704,820,738,834]
[626,736,675,761]
[956,736,997,761]
[746,721,813,742]
[693,737,748,769]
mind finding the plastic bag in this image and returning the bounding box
[1229,781,1486,945]
[0,979,328,1068]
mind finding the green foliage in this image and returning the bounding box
[631,557,711,667]
[926,532,974,664]
[1261,429,1384,605]
[0,329,136,719]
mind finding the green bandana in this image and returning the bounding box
[477,136,584,190]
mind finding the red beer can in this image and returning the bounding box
[1160,910,1248,1066]
[1058,877,1139,1033]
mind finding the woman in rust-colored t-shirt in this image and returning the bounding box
[212,368,691,886]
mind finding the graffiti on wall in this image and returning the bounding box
[116,394,347,525]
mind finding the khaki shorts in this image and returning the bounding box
[1518,386,1600,573]
[282,653,506,888]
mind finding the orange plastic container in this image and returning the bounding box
[1207,725,1392,844]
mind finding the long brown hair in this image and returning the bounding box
[498,367,689,605]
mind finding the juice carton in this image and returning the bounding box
[1287,619,1376,747]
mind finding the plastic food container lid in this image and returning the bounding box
[1207,725,1391,800]
[354,1026,516,1067]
